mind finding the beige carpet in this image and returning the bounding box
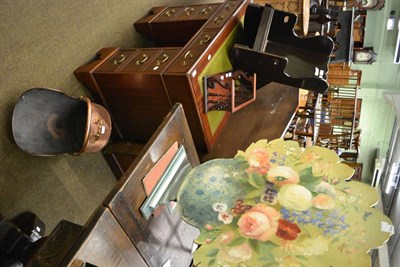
[0,0,218,233]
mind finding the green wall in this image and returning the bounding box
[352,0,400,182]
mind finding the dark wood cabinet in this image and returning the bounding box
[134,3,220,46]
[75,0,250,152]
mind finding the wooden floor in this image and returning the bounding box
[203,82,299,161]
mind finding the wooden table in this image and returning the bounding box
[202,82,299,161]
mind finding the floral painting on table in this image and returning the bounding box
[177,139,394,267]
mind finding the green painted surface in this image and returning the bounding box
[177,139,394,267]
[198,22,245,135]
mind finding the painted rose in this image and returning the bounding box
[245,148,271,175]
[312,193,335,210]
[237,204,280,241]
[276,219,301,240]
[266,166,300,186]
[216,230,253,263]
[278,184,312,211]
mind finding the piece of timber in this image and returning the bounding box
[202,82,299,162]
[61,207,147,267]
[162,0,249,151]
[103,103,200,267]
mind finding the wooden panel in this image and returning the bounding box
[92,48,178,142]
[174,4,220,21]
[104,104,200,267]
[103,141,145,178]
[62,207,147,267]
[142,48,180,72]
[166,29,219,73]
[153,7,183,22]
[163,0,248,151]
[73,47,119,97]
[133,6,168,41]
[120,48,163,72]
[205,0,244,29]
[162,74,209,151]
[95,49,139,73]
[203,83,299,161]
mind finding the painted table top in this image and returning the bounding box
[177,139,394,267]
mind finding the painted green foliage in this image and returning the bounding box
[177,139,394,267]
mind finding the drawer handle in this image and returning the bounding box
[201,6,212,15]
[136,54,148,65]
[165,9,175,17]
[153,54,170,70]
[184,7,194,16]
[113,54,126,65]
[199,34,211,45]
[213,15,224,24]
[181,50,194,66]
[156,54,170,65]
[226,2,235,10]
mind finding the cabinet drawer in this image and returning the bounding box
[95,49,138,72]
[174,4,220,21]
[196,4,220,19]
[166,29,219,73]
[154,6,182,22]
[205,0,242,29]
[121,48,163,72]
[147,4,222,46]
[142,48,180,73]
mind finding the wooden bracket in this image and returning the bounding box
[203,70,256,113]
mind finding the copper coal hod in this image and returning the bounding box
[12,88,112,156]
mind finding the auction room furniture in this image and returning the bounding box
[25,104,200,267]
[75,0,300,176]
[74,0,250,153]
